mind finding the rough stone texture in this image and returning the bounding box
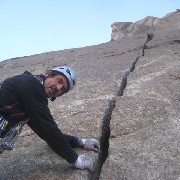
[100,20,180,180]
[111,10,180,41]
[0,10,180,180]
[0,29,146,180]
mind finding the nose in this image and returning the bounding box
[57,84,64,91]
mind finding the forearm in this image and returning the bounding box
[48,135,78,163]
[64,134,83,148]
[27,119,78,163]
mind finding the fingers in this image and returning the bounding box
[91,139,100,152]
[85,146,99,152]
[92,147,100,152]
[83,138,100,152]
[85,162,94,172]
[94,141,100,150]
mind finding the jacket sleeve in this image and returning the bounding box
[64,134,82,148]
[16,75,78,163]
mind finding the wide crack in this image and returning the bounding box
[90,33,154,180]
[89,99,115,180]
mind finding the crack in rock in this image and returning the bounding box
[90,33,154,180]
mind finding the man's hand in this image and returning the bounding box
[73,154,94,171]
[78,138,100,152]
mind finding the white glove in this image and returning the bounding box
[73,154,94,171]
[78,138,100,152]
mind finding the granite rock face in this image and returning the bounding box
[111,10,180,41]
[0,10,180,180]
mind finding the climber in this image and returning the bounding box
[0,66,100,171]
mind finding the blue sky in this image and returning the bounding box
[0,0,179,61]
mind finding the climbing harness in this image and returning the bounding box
[0,115,8,137]
[0,81,28,154]
[0,119,28,154]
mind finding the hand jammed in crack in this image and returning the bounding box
[73,154,94,171]
[73,138,100,171]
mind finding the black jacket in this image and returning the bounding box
[0,71,79,163]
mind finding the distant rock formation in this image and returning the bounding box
[111,9,180,41]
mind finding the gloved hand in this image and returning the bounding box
[73,154,94,171]
[78,138,100,152]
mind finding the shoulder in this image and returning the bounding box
[4,71,46,99]
[15,71,42,87]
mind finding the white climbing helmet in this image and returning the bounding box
[51,66,77,91]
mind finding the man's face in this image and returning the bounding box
[44,74,68,98]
